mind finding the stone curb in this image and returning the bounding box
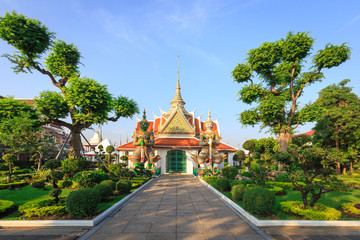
[0,178,155,227]
[198,177,360,227]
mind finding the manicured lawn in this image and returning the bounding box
[0,185,74,206]
[0,185,75,220]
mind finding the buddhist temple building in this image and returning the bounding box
[115,66,238,174]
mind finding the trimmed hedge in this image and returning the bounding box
[66,188,101,218]
[215,178,230,192]
[0,200,16,213]
[231,184,248,201]
[243,188,275,215]
[0,180,27,189]
[280,201,341,220]
[100,180,116,190]
[19,198,66,218]
[93,184,113,200]
[116,179,132,194]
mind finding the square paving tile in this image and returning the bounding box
[123,223,152,233]
[146,232,176,240]
[176,233,207,240]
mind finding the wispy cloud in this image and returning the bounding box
[342,14,360,30]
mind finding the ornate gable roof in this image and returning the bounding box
[158,107,195,135]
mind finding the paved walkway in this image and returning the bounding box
[87,175,265,240]
[262,226,360,240]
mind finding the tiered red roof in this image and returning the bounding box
[116,137,237,152]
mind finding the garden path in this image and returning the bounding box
[86,174,267,240]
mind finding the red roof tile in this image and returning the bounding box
[115,137,237,152]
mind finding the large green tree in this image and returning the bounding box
[232,32,351,152]
[312,80,360,174]
[0,11,139,158]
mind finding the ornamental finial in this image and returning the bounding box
[143,108,146,120]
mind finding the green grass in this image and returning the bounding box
[97,194,128,213]
[0,185,73,206]
[0,185,74,220]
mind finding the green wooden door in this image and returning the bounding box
[166,150,187,173]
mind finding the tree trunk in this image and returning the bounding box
[278,131,291,152]
[335,162,341,175]
[342,166,347,175]
[37,152,43,171]
[350,161,353,173]
[69,127,83,159]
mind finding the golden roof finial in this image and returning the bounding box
[171,54,185,107]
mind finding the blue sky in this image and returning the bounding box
[1,0,359,149]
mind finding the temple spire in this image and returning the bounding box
[171,54,185,108]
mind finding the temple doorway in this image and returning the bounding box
[166,150,187,173]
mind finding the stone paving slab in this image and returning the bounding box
[0,226,89,240]
[262,226,360,240]
[88,175,266,240]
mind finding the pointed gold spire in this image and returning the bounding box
[170,54,185,108]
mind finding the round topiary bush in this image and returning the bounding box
[93,184,113,200]
[66,188,101,218]
[116,179,132,194]
[32,181,45,190]
[243,188,275,215]
[231,184,248,201]
[215,178,230,192]
[100,180,116,190]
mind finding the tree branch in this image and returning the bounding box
[26,54,67,90]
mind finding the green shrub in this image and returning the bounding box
[241,172,252,178]
[32,181,45,190]
[267,186,285,195]
[100,180,116,190]
[61,157,90,177]
[222,166,238,180]
[231,184,248,201]
[276,173,290,182]
[266,181,295,190]
[19,198,66,218]
[243,188,275,215]
[341,203,360,215]
[96,169,110,182]
[230,180,243,188]
[215,178,230,192]
[281,201,341,220]
[14,169,31,174]
[43,159,61,170]
[66,188,101,218]
[73,171,103,188]
[116,179,132,194]
[0,200,16,213]
[59,180,73,188]
[0,180,27,189]
[93,184,113,200]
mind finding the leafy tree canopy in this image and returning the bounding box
[0,11,139,158]
[232,32,351,151]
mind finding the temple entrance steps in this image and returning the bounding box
[87,175,267,239]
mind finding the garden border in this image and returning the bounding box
[0,177,155,227]
[198,177,360,227]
